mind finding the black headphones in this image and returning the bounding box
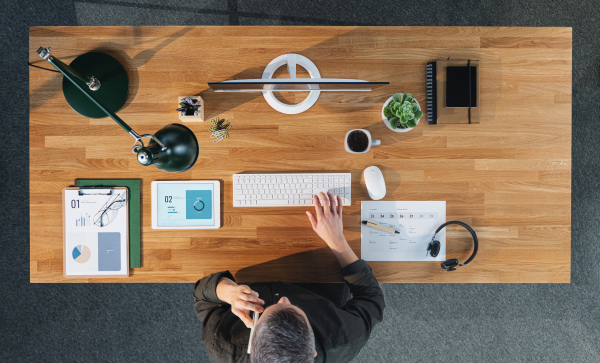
[427,221,478,272]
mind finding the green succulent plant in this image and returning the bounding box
[383,93,423,129]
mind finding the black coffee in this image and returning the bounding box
[347,130,369,152]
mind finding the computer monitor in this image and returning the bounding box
[207,53,389,114]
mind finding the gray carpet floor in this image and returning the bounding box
[2,0,599,362]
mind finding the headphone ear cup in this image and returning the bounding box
[441,259,459,271]
[428,240,440,257]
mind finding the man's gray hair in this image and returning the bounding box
[251,307,315,363]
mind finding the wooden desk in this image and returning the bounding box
[29,26,572,283]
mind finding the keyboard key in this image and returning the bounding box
[256,200,289,205]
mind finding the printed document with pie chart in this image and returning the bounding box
[63,189,128,277]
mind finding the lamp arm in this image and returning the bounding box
[37,47,101,91]
[37,46,166,152]
[47,57,91,86]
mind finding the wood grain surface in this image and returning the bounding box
[29,26,572,283]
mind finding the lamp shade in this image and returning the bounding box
[136,124,199,173]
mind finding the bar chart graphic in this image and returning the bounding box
[75,213,91,227]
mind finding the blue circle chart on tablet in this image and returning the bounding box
[151,181,221,229]
[186,190,212,219]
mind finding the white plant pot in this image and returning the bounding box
[381,96,421,133]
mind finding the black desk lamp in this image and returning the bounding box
[37,46,199,173]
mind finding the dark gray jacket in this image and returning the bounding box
[193,259,385,363]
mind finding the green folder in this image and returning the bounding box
[76,179,141,268]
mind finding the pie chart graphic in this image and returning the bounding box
[72,245,91,264]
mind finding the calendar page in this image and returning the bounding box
[360,201,446,261]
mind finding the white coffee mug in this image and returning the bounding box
[344,129,381,154]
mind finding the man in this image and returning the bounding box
[193,192,385,362]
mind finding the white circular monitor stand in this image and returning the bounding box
[261,54,321,114]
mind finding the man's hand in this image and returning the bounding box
[306,192,359,268]
[216,277,264,328]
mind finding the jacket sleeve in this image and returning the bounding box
[193,272,251,363]
[340,259,386,356]
[193,271,236,347]
[193,270,235,314]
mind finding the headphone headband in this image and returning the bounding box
[431,220,478,271]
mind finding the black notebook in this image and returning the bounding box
[426,59,480,125]
[446,66,477,108]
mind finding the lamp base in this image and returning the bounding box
[63,52,129,119]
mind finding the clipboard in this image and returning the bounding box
[63,187,129,278]
[76,179,141,268]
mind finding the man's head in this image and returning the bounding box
[251,297,316,363]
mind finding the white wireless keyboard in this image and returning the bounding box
[233,173,351,207]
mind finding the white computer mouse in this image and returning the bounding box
[364,166,386,200]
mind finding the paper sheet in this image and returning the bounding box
[64,189,129,277]
[361,201,446,261]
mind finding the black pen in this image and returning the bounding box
[362,220,400,234]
